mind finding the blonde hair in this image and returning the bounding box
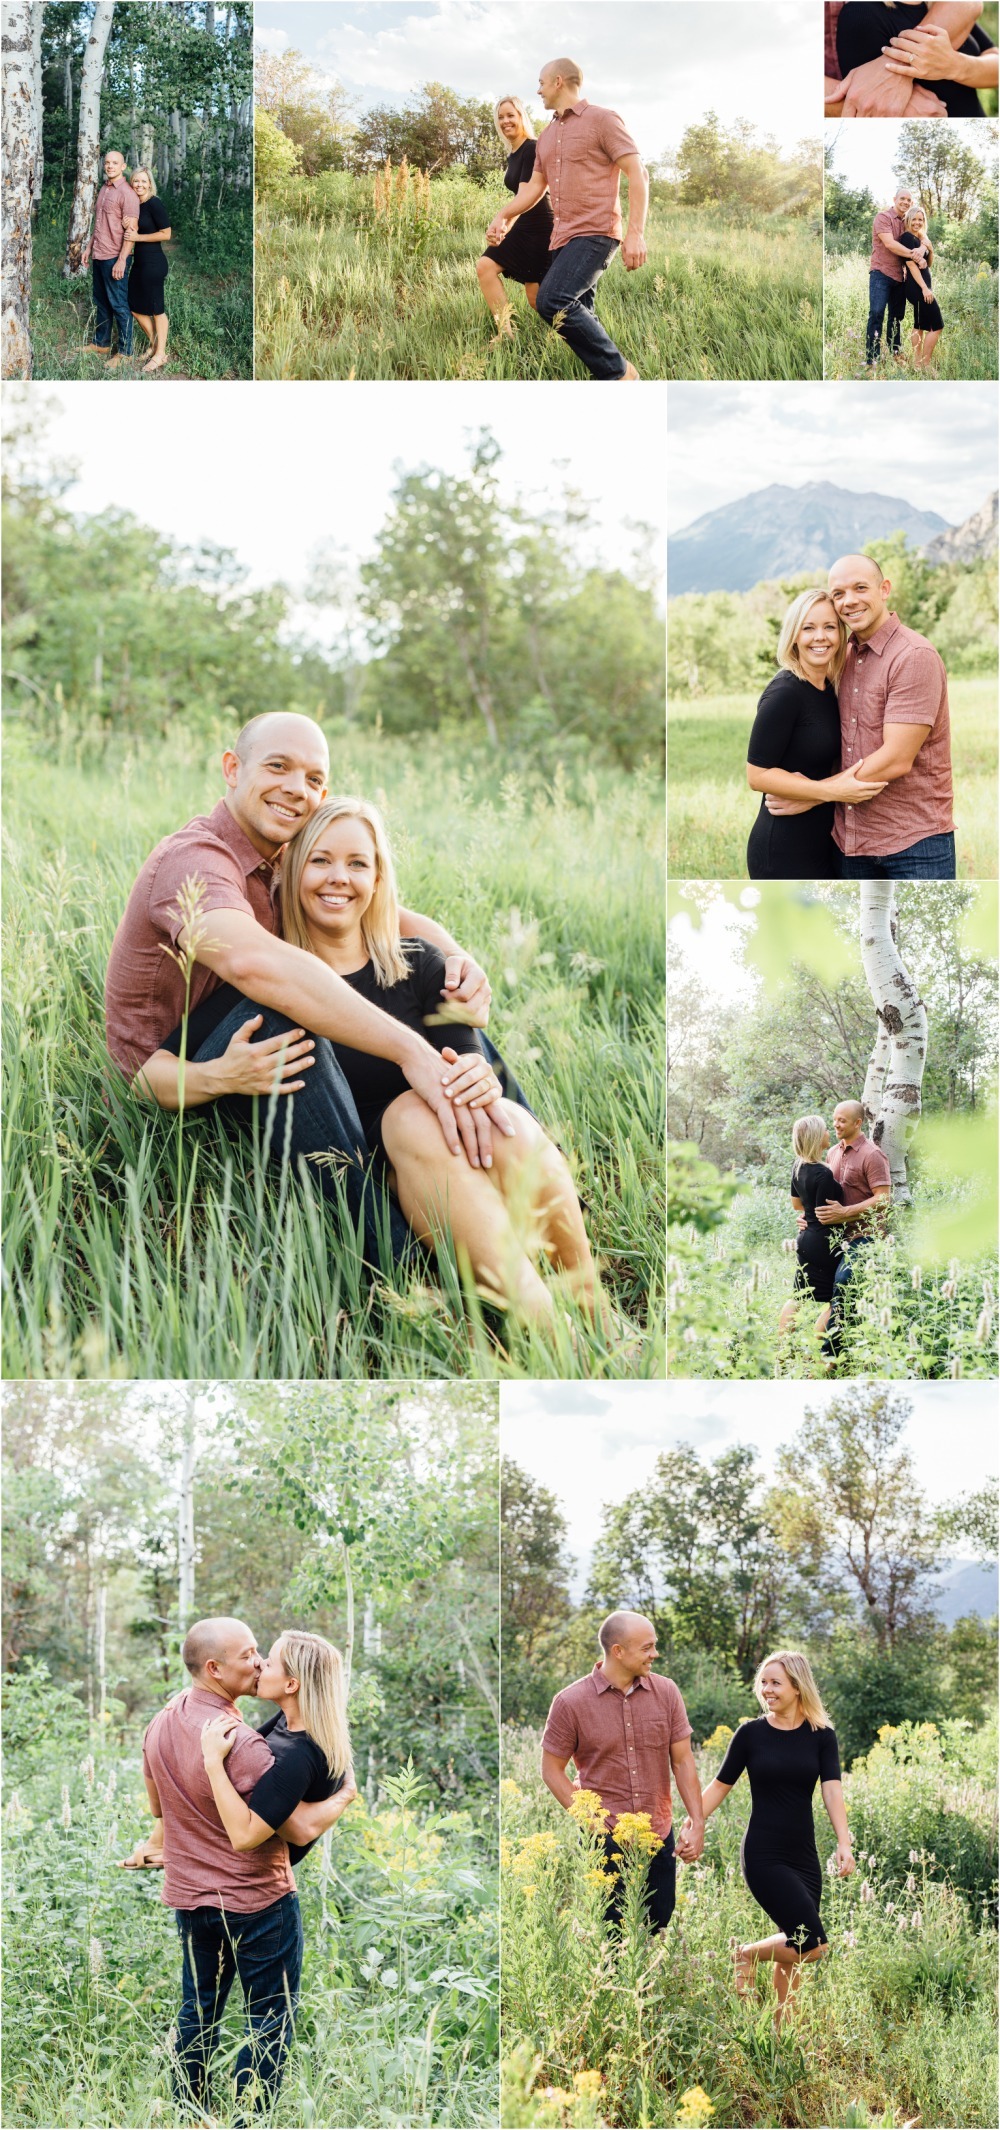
[776,589,848,689]
[905,205,933,263]
[792,1113,829,1177]
[278,797,409,987]
[130,165,154,192]
[493,96,535,147]
[277,1629,352,1779]
[754,1651,831,1731]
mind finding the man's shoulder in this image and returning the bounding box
[648,1671,685,1703]
[141,810,246,882]
[554,1671,598,1702]
[887,620,943,664]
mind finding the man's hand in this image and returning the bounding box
[212,1018,315,1098]
[442,952,491,1026]
[621,232,647,272]
[81,243,92,269]
[815,1201,850,1226]
[112,254,129,281]
[836,53,947,114]
[675,1816,704,1862]
[882,21,966,79]
[201,1713,239,1767]
[119,1838,164,1870]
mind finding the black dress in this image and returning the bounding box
[716,1717,842,1953]
[835,4,991,115]
[128,196,170,314]
[248,1711,344,1867]
[792,1161,847,1304]
[899,231,944,332]
[746,671,842,879]
[483,137,554,284]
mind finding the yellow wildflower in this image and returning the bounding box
[701,1724,733,1757]
[573,2071,604,2097]
[584,1865,615,1889]
[511,1831,559,1880]
[611,1811,663,1856]
[500,1780,523,1801]
[675,2086,715,2127]
[568,1789,610,1834]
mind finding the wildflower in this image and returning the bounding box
[860,1880,874,1903]
[701,1724,733,1756]
[584,1865,615,1889]
[879,1306,892,1329]
[675,2087,715,2128]
[61,1786,72,1829]
[910,1265,922,1291]
[89,1938,104,1977]
[905,1873,916,1893]
[379,1968,399,1989]
[939,1279,957,1300]
[103,1770,117,1802]
[611,1811,663,1857]
[911,1909,923,1930]
[950,1358,963,1379]
[568,1790,610,1835]
[842,1930,857,1949]
[81,1756,95,1786]
[500,1780,522,1801]
[682,1326,699,1345]
[360,1946,384,1972]
[885,1902,895,1916]
[573,2071,604,2098]
[897,1914,908,1931]
[868,1853,877,1865]
[909,1850,920,1864]
[975,1308,993,1345]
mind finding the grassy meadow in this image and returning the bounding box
[27,207,253,381]
[666,677,997,878]
[824,252,999,382]
[254,172,821,381]
[501,1719,997,2130]
[2,726,663,1382]
[3,1736,496,2129]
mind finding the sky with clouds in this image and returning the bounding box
[253,0,822,161]
[826,116,997,210]
[666,383,998,534]
[34,382,664,647]
[502,1383,997,1593]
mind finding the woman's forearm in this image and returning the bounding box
[748,765,824,804]
[821,1780,852,1847]
[131,1048,226,1109]
[205,1759,257,1848]
[132,228,172,242]
[700,1778,732,1821]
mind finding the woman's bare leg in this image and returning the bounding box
[524,281,539,310]
[778,1298,798,1334]
[485,1105,600,1311]
[132,311,155,353]
[145,313,169,370]
[814,1302,831,1338]
[733,1934,825,2026]
[380,1092,554,1321]
[476,256,514,335]
[920,329,942,371]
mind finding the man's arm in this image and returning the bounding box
[832,57,948,115]
[180,905,510,1158]
[850,723,933,785]
[670,1738,705,1860]
[279,1771,358,1847]
[878,232,917,260]
[540,1749,579,1809]
[485,171,547,245]
[815,1185,891,1228]
[617,153,648,271]
[113,213,138,281]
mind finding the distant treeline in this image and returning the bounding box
[3,412,663,769]
[825,120,998,257]
[668,538,998,698]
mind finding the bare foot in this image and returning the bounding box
[618,361,640,380]
[732,1946,755,1997]
[81,343,109,355]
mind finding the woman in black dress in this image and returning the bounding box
[201,1630,357,1865]
[679,1651,854,2028]
[128,167,171,372]
[476,97,553,334]
[777,1114,847,1346]
[835,3,995,115]
[137,797,601,1330]
[746,590,885,878]
[900,206,944,371]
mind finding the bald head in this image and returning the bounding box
[233,712,329,770]
[539,56,583,107]
[599,1609,653,1654]
[827,554,891,641]
[828,554,884,590]
[182,1616,255,1678]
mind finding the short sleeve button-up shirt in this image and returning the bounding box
[541,1665,692,1837]
[833,614,953,859]
[870,209,905,280]
[93,177,141,261]
[105,798,277,1075]
[533,102,640,247]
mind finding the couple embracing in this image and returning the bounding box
[746,553,955,880]
[121,1617,355,2115]
[104,714,599,1329]
[542,1614,855,2030]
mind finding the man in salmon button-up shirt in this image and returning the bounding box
[81,149,140,362]
[541,1611,705,1929]
[484,57,647,381]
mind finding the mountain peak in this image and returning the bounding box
[670,480,953,596]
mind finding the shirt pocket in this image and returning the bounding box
[843,669,888,757]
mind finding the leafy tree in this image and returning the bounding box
[500,1459,572,1724]
[254,105,301,194]
[349,81,501,180]
[893,120,992,223]
[935,1478,999,1560]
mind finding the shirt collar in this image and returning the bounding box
[591,1662,651,1693]
[186,1684,241,1713]
[836,1133,870,1155]
[851,613,900,658]
[206,797,275,880]
[556,100,588,122]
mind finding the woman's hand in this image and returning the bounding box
[882,22,963,80]
[485,213,508,246]
[835,1841,856,1877]
[441,1045,505,1111]
[119,1837,164,1869]
[822,768,888,805]
[212,1018,316,1097]
[201,1713,240,1768]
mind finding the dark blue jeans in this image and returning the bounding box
[865,269,906,364]
[92,256,134,352]
[821,1235,870,1357]
[173,1892,303,2116]
[536,235,626,378]
[184,990,531,1273]
[603,1828,676,1932]
[839,831,955,880]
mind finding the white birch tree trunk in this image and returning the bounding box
[177,1418,196,1633]
[95,1579,108,1720]
[2,0,35,377]
[64,0,114,276]
[320,1534,355,1922]
[859,882,928,1203]
[29,2,43,209]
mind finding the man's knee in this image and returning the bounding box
[535,281,562,325]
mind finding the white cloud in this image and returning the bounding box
[666,382,998,531]
[253,25,290,55]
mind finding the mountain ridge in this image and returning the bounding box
[668,478,953,595]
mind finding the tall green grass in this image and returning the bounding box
[27,208,252,380]
[1,726,663,1381]
[824,251,998,382]
[254,175,821,381]
[667,678,997,878]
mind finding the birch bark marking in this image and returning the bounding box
[64,0,115,276]
[1,0,35,378]
[177,1411,197,1633]
[29,2,43,208]
[859,882,927,1202]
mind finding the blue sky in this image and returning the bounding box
[253,1,823,162]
